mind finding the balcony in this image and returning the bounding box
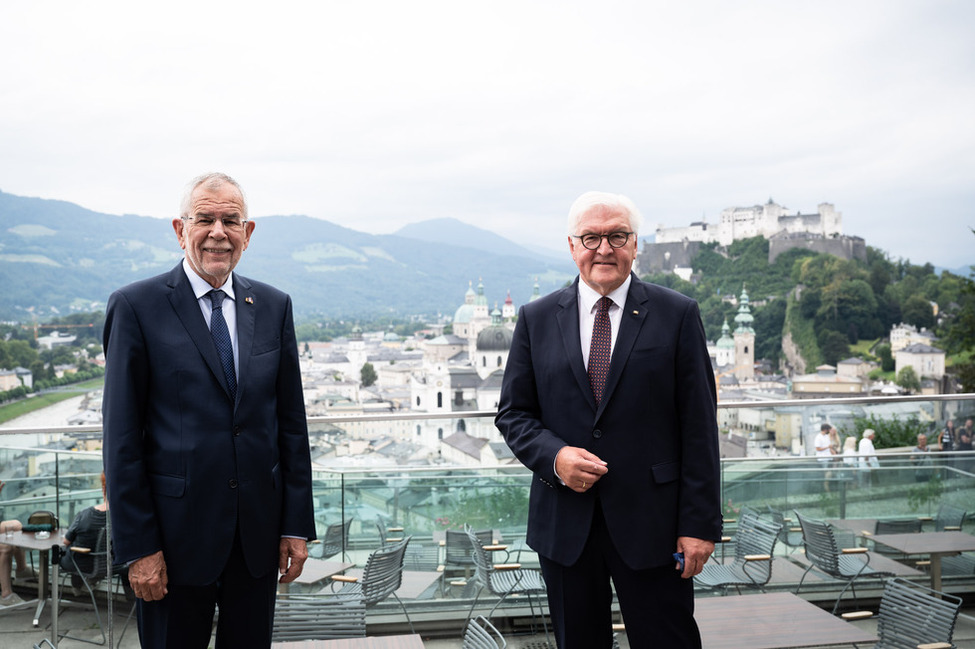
[1,394,974,647]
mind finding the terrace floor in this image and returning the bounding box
[3,590,975,649]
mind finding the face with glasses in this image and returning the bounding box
[173,181,255,288]
[569,204,638,295]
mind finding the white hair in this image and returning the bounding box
[179,172,247,219]
[566,191,643,237]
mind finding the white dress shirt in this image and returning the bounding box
[182,258,239,381]
[577,275,632,369]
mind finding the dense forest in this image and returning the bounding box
[641,235,975,389]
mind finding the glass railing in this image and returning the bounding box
[2,394,974,632]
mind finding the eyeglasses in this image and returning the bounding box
[182,215,248,232]
[572,231,634,250]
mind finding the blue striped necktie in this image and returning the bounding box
[588,296,612,405]
[207,290,237,402]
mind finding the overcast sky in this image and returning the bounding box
[1,1,973,268]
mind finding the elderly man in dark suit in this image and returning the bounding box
[102,172,316,648]
[496,191,721,648]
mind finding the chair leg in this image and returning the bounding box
[58,575,107,646]
[390,592,415,634]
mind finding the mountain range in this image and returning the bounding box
[0,190,577,321]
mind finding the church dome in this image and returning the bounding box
[454,303,475,324]
[476,326,513,351]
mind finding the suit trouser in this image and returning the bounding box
[539,499,701,649]
[136,528,278,649]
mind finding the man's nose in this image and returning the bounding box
[595,236,614,254]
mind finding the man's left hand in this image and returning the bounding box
[676,536,714,579]
[278,537,308,583]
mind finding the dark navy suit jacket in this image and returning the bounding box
[496,274,721,569]
[102,263,316,585]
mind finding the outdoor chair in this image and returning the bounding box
[375,517,405,547]
[931,503,967,532]
[695,508,782,594]
[444,527,493,589]
[864,518,923,559]
[463,615,507,649]
[271,593,367,642]
[794,511,894,614]
[329,535,414,633]
[464,525,549,643]
[313,518,352,561]
[841,576,962,649]
[57,526,136,647]
[766,506,804,554]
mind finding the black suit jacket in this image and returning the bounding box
[102,263,316,585]
[496,274,721,569]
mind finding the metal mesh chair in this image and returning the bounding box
[463,614,507,649]
[794,511,893,614]
[330,536,414,632]
[696,508,782,594]
[842,576,962,649]
[934,503,967,532]
[57,526,136,647]
[464,525,549,643]
[766,507,804,554]
[314,518,352,561]
[271,594,367,642]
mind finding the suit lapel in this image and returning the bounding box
[166,265,232,400]
[556,280,598,411]
[596,275,650,419]
[233,275,255,410]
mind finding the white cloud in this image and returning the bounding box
[1,0,973,266]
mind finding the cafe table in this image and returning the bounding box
[869,530,975,591]
[696,592,877,649]
[0,528,67,628]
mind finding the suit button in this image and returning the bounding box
[233,426,241,437]
[228,479,238,489]
[593,429,603,439]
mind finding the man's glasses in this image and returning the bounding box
[182,216,248,232]
[572,231,634,250]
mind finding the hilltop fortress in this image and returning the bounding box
[638,199,866,274]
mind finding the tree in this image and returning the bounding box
[818,330,850,366]
[896,366,921,393]
[902,295,935,329]
[360,362,377,387]
[875,343,895,372]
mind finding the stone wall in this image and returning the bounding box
[768,233,866,264]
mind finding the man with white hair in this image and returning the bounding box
[858,428,880,485]
[496,191,721,648]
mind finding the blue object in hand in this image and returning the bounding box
[673,552,685,571]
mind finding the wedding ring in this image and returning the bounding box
[582,481,588,489]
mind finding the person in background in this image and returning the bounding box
[937,419,955,452]
[60,473,109,591]
[102,173,316,648]
[957,419,974,473]
[858,429,880,486]
[496,191,721,648]
[910,434,933,482]
[0,480,31,608]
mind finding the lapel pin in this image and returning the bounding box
[632,310,639,315]
[245,297,254,305]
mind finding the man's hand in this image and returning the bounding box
[676,536,714,579]
[278,537,308,584]
[129,550,169,601]
[555,446,608,493]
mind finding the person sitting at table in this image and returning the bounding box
[60,473,109,592]
[1,481,33,608]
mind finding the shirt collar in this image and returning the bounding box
[182,258,235,302]
[578,274,632,314]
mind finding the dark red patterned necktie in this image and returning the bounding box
[588,296,612,405]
